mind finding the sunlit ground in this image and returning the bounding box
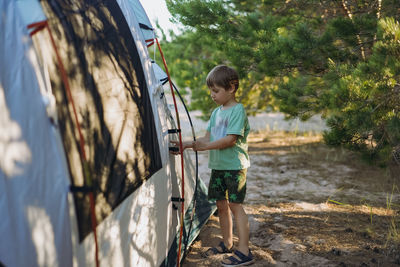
[183,131,400,266]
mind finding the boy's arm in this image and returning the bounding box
[195,131,210,144]
[170,131,210,154]
[193,134,238,151]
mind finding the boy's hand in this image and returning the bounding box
[170,140,181,155]
[170,140,194,155]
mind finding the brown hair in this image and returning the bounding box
[206,65,239,91]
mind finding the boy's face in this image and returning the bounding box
[209,85,235,106]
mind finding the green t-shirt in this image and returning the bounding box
[206,103,250,170]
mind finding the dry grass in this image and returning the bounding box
[183,131,400,266]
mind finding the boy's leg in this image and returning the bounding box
[223,169,251,260]
[216,199,233,250]
[228,202,250,255]
[207,170,234,253]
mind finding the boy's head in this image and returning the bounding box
[206,65,239,91]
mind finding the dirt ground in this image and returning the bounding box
[182,131,400,267]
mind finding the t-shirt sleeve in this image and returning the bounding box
[226,105,246,137]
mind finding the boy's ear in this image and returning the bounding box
[228,83,236,93]
[229,80,238,92]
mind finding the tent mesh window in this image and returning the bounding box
[38,0,162,241]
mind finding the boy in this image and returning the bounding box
[171,65,253,266]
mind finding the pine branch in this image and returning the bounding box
[339,0,366,60]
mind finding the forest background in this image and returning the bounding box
[157,0,400,166]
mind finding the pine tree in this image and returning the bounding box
[163,0,400,164]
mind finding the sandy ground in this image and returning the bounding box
[182,131,400,267]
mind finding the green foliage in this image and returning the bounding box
[162,0,400,164]
[320,17,400,165]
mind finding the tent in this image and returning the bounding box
[0,0,216,266]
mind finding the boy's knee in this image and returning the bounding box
[216,199,229,212]
[228,202,240,208]
[228,202,243,213]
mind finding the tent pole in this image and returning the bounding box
[155,38,186,267]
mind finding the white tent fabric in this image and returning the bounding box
[116,0,197,222]
[0,1,209,266]
[0,1,72,266]
[15,0,46,26]
[69,3,188,265]
[116,0,170,166]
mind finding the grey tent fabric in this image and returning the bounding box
[0,0,216,266]
[0,1,72,266]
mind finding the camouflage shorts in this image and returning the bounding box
[208,169,247,203]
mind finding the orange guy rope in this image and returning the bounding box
[28,20,100,267]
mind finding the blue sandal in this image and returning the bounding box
[221,250,255,266]
[202,241,233,257]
